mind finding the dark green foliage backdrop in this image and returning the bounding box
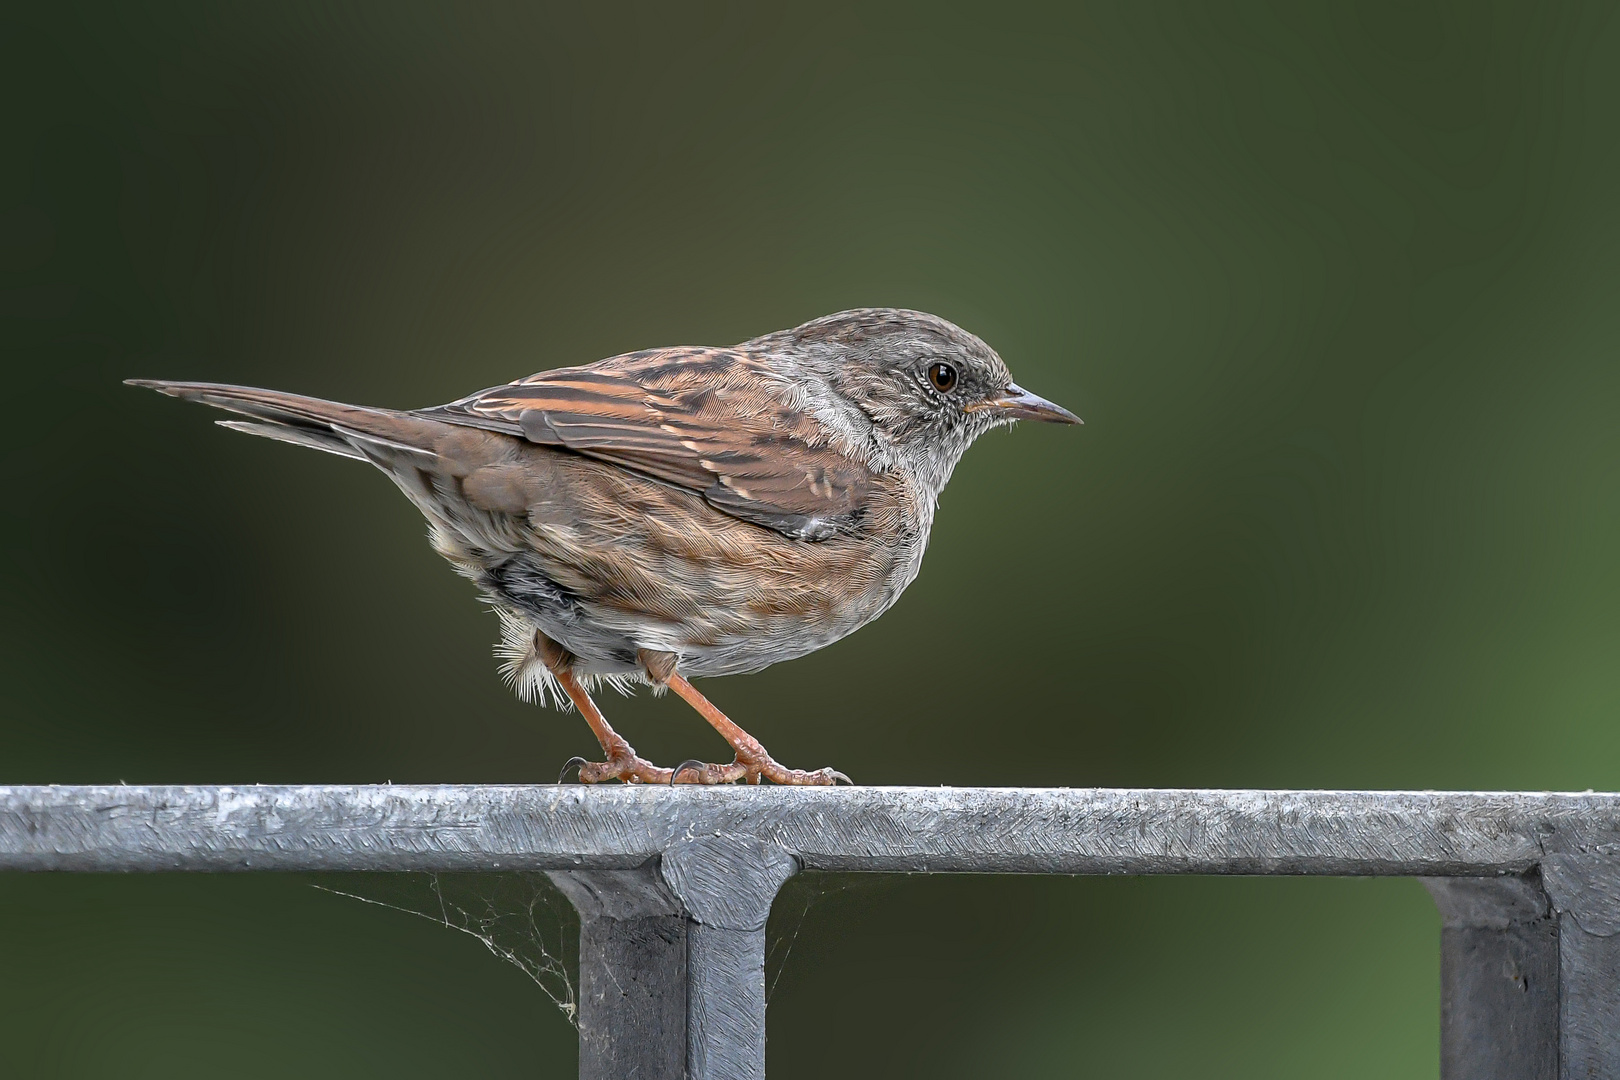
[2,3,1617,1076]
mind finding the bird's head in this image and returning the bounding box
[748,308,1079,497]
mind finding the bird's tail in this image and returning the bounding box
[124,379,444,465]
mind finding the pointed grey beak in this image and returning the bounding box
[969,382,1082,424]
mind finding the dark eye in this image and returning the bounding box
[927,361,958,393]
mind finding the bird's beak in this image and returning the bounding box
[968,382,1082,424]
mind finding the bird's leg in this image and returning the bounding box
[550,667,674,784]
[666,674,849,785]
[638,650,849,786]
[537,632,672,784]
[629,649,747,785]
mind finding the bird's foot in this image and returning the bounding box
[669,759,749,785]
[729,747,852,786]
[559,751,849,786]
[666,754,852,786]
[558,752,675,785]
[560,752,759,785]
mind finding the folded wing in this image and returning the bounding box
[417,348,874,541]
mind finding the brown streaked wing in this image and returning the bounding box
[417,348,873,541]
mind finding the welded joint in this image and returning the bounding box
[659,834,800,931]
[1539,853,1620,937]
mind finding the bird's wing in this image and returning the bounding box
[417,348,875,540]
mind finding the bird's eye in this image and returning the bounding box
[927,362,958,393]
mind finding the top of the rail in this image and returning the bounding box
[3,784,1616,876]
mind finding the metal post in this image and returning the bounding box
[552,836,797,1080]
[1426,859,1620,1080]
[1539,855,1620,1079]
[548,867,689,1080]
[1424,874,1558,1079]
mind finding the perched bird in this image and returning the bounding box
[129,308,1079,785]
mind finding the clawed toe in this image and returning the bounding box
[563,753,761,785]
[736,753,852,787]
[559,752,849,787]
[669,759,748,785]
[667,761,748,786]
[565,752,675,785]
[670,759,706,785]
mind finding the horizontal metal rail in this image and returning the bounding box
[3,784,1616,1079]
[2,784,1616,874]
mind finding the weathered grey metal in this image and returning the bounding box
[1424,862,1620,1080]
[1540,856,1620,1080]
[1424,874,1557,1079]
[548,839,797,1080]
[3,784,1617,1078]
[547,867,688,1080]
[666,837,798,1080]
[4,784,1618,875]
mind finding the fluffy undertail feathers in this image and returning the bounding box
[492,608,641,710]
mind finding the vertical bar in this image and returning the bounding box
[548,867,688,1080]
[1555,919,1620,1078]
[552,838,798,1080]
[1539,855,1620,1079]
[686,923,772,1080]
[1423,874,1558,1080]
[661,836,799,1080]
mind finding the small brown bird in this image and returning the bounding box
[130,308,1078,785]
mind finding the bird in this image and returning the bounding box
[128,308,1080,785]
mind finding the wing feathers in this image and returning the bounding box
[420,348,874,540]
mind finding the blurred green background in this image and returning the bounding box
[2,1,1617,1076]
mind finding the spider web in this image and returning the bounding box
[314,870,883,1023]
[766,872,888,1004]
[313,873,581,1027]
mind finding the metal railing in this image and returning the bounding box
[2,784,1616,1079]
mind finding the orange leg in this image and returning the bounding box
[549,665,677,784]
[665,673,851,787]
[543,633,743,785]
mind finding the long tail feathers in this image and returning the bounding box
[214,418,366,460]
[125,379,440,464]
